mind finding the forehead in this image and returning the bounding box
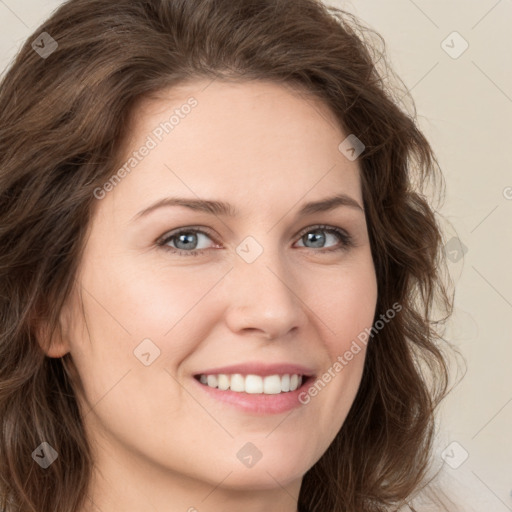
[109,79,362,217]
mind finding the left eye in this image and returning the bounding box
[157,224,353,256]
[295,225,352,251]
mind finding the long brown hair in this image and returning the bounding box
[0,0,465,511]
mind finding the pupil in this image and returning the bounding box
[306,231,325,248]
[177,233,197,250]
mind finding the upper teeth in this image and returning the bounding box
[198,373,303,394]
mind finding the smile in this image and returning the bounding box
[195,373,304,394]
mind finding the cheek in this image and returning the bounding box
[76,253,220,345]
[64,262,207,428]
[308,256,378,354]
[298,256,377,433]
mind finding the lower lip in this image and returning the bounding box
[192,376,314,414]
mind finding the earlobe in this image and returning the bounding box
[35,320,71,358]
[33,300,72,358]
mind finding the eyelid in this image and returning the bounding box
[156,223,354,254]
[156,223,215,240]
[295,224,351,243]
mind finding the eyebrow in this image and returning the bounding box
[131,193,364,222]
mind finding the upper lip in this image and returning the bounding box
[194,362,316,378]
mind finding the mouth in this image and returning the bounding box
[193,372,314,395]
[191,362,316,414]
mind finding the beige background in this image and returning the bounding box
[1,1,511,510]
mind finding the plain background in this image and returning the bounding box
[0,1,510,510]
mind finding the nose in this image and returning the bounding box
[223,247,308,341]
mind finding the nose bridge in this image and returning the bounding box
[224,234,306,338]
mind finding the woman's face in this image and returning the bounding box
[54,79,377,507]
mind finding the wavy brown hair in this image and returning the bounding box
[0,0,464,511]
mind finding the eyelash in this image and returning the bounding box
[156,224,354,257]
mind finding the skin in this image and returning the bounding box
[43,79,378,512]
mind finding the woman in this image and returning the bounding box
[0,0,465,511]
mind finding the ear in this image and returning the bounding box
[33,300,72,358]
[36,322,70,358]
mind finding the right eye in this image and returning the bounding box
[156,226,220,256]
